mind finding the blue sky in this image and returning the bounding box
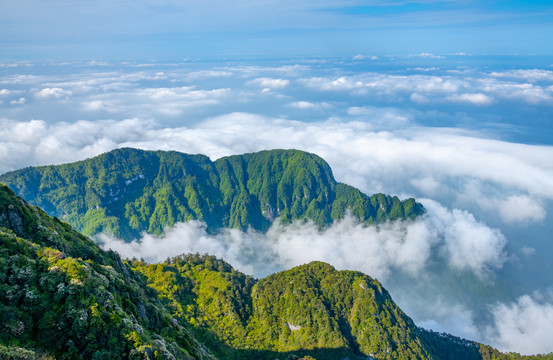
[1,0,553,59]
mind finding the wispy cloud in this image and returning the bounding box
[353,54,378,60]
[408,53,445,59]
[288,100,332,110]
[446,92,493,106]
[302,71,553,105]
[9,97,26,105]
[35,87,73,99]
[247,77,290,90]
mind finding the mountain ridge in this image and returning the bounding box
[0,148,424,240]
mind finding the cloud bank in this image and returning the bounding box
[488,294,553,355]
[100,201,506,281]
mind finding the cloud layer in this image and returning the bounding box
[100,201,506,281]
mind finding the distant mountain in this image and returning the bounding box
[0,148,424,240]
[1,184,550,360]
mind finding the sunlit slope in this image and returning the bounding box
[134,254,545,360]
[0,148,424,240]
[0,184,215,359]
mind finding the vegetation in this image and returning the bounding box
[1,171,551,359]
[0,184,214,359]
[131,254,553,360]
[0,148,424,240]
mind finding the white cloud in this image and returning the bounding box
[417,303,479,341]
[488,294,553,354]
[454,181,548,225]
[498,196,546,224]
[10,119,47,142]
[10,97,26,105]
[86,60,110,66]
[521,247,535,257]
[2,114,552,215]
[407,53,445,59]
[136,86,230,104]
[446,92,493,106]
[290,101,316,109]
[100,200,506,281]
[410,92,430,104]
[99,201,507,345]
[302,74,460,99]
[289,101,331,110]
[185,70,234,80]
[479,80,553,104]
[81,99,118,112]
[0,74,41,85]
[222,64,309,78]
[490,69,553,83]
[0,89,22,96]
[423,200,506,277]
[79,86,230,116]
[353,54,378,60]
[347,106,412,127]
[247,77,290,90]
[301,70,553,105]
[0,62,32,68]
[410,176,446,196]
[0,118,155,170]
[35,87,73,99]
[409,67,440,72]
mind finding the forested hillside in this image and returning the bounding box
[1,184,551,360]
[0,148,424,240]
[0,184,214,359]
[132,254,553,360]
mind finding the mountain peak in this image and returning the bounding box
[0,148,424,240]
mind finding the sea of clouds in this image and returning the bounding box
[1,58,553,353]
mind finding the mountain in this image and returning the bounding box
[132,255,434,359]
[132,254,553,360]
[0,184,215,359]
[1,184,551,360]
[0,148,424,240]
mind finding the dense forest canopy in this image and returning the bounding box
[0,148,424,240]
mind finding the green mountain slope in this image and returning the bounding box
[1,184,550,360]
[0,148,424,240]
[131,255,553,360]
[0,184,215,360]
